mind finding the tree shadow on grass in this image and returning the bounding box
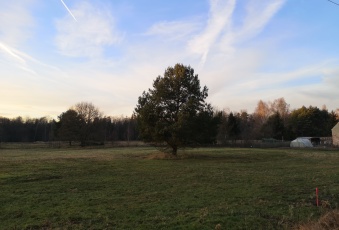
[145,151,264,163]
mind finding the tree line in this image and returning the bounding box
[0,100,337,146]
[0,103,138,145]
[1,64,338,151]
[216,98,338,145]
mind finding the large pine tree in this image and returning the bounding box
[134,63,217,155]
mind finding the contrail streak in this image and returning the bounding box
[0,42,64,76]
[0,42,37,75]
[60,0,77,21]
[0,42,25,63]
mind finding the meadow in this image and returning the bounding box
[1,146,339,229]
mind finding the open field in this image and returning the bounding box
[1,147,339,229]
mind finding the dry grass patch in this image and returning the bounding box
[145,152,178,160]
[297,210,339,230]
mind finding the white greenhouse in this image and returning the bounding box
[290,138,313,148]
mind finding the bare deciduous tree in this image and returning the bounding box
[72,102,102,124]
[71,102,103,146]
[270,97,290,120]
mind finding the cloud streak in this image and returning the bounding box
[229,0,285,44]
[0,41,66,81]
[0,42,37,75]
[60,0,77,21]
[186,0,286,66]
[188,0,236,64]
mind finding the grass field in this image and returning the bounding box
[1,147,339,229]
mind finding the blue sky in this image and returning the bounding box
[1,0,339,118]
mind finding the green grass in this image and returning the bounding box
[1,147,339,229]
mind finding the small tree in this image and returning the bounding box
[72,102,103,146]
[57,109,81,145]
[135,63,216,155]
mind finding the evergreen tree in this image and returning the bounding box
[135,63,216,155]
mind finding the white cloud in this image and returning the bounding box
[186,0,286,66]
[300,65,339,100]
[55,1,123,58]
[0,1,65,78]
[0,1,36,46]
[229,0,286,44]
[188,0,236,64]
[145,20,202,41]
[213,61,339,112]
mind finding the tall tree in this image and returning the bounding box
[135,63,215,155]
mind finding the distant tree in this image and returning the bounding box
[254,100,270,124]
[237,111,255,141]
[191,105,220,145]
[261,112,285,140]
[135,63,216,155]
[57,109,81,145]
[0,117,6,144]
[216,110,228,144]
[72,102,103,146]
[73,102,102,124]
[287,106,336,138]
[0,116,54,142]
[270,97,290,121]
[328,110,338,132]
[0,117,9,142]
[227,112,240,142]
[32,117,51,142]
[335,108,339,120]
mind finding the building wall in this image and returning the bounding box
[332,123,339,146]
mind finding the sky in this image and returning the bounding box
[1,0,339,119]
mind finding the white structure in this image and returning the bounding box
[290,138,313,148]
[332,123,339,146]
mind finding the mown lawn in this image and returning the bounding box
[1,147,339,229]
